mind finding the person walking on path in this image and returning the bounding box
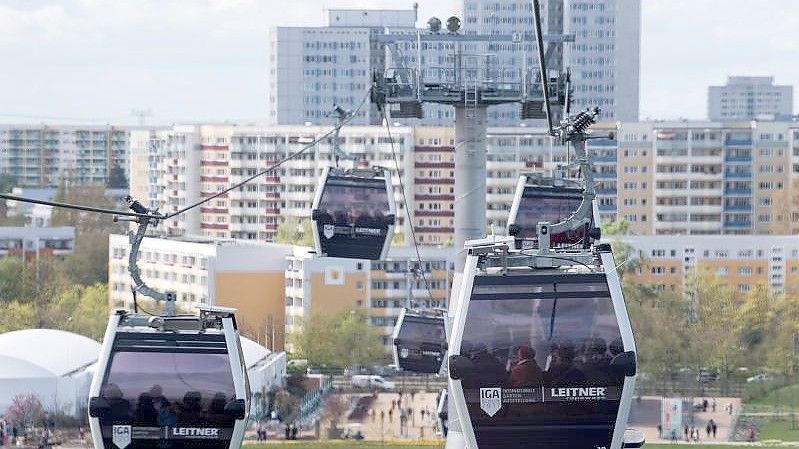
[711,421,717,438]
[705,423,711,438]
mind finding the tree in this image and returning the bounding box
[5,394,45,428]
[273,218,314,246]
[289,309,385,370]
[107,164,128,189]
[45,283,109,341]
[322,395,349,431]
[0,301,37,333]
[601,219,630,236]
[272,390,301,424]
[63,231,112,284]
[51,186,125,234]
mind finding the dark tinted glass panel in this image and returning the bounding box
[100,351,236,428]
[458,274,624,449]
[399,317,446,344]
[515,189,584,239]
[318,177,390,227]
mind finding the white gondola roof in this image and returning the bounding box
[0,329,100,377]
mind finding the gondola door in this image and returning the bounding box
[448,255,636,449]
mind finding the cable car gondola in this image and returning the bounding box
[447,236,637,449]
[507,173,599,248]
[311,166,396,260]
[88,306,250,449]
[391,309,448,374]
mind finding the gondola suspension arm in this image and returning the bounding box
[114,195,178,315]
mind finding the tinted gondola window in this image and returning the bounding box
[318,180,390,227]
[400,317,446,345]
[100,351,236,428]
[515,192,583,239]
[457,274,625,449]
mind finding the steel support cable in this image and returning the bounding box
[379,106,436,302]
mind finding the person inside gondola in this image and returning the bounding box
[181,392,204,425]
[510,346,543,387]
[134,393,158,426]
[207,393,228,427]
[102,383,131,423]
[546,342,585,385]
[468,343,507,387]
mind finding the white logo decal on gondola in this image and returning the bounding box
[112,425,131,449]
[479,387,502,417]
[323,224,335,239]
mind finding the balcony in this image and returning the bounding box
[725,139,752,147]
[724,171,752,179]
[724,155,752,163]
[724,220,752,228]
[724,188,752,196]
[593,172,617,180]
[594,155,618,163]
[724,204,752,212]
[595,188,618,195]
[598,204,616,211]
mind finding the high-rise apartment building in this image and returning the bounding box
[709,76,794,121]
[462,0,640,122]
[268,1,641,126]
[267,8,418,126]
[0,125,129,188]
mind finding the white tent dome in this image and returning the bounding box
[0,329,100,376]
[0,329,101,415]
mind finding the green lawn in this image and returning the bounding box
[748,383,799,408]
[759,418,799,441]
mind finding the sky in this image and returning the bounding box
[0,0,797,125]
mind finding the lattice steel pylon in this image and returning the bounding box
[371,10,573,275]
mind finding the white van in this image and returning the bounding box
[351,375,396,390]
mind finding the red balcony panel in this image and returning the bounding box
[264,192,280,199]
[414,162,455,169]
[200,144,228,150]
[414,227,454,233]
[201,160,229,167]
[200,207,228,214]
[200,223,229,230]
[415,146,455,153]
[414,178,454,185]
[414,194,455,201]
[200,176,229,183]
[201,191,228,198]
[265,208,280,214]
[415,210,454,217]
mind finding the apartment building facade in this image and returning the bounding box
[268,1,641,126]
[625,235,799,296]
[108,234,293,350]
[0,226,74,259]
[462,0,641,122]
[131,120,799,245]
[267,8,418,126]
[0,125,129,188]
[132,124,415,242]
[709,76,794,121]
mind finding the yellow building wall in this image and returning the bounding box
[308,271,369,317]
[215,272,286,351]
[632,258,683,292]
[696,260,769,292]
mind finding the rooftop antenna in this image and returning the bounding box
[130,109,152,126]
